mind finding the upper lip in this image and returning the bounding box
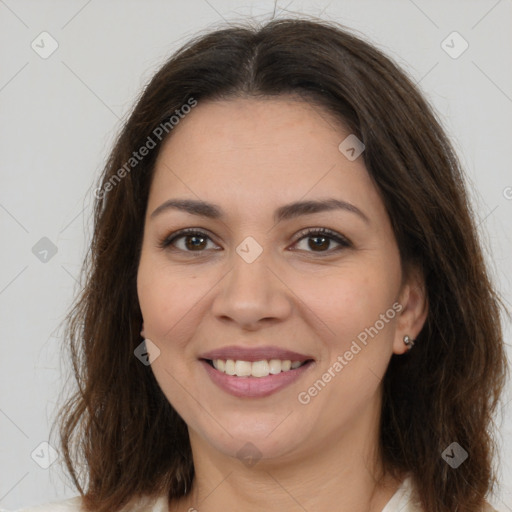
[199,345,314,363]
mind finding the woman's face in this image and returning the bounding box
[137,96,424,465]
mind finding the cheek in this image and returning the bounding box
[137,254,196,344]
[291,261,400,347]
[137,257,203,410]
[297,267,400,418]
[137,253,222,363]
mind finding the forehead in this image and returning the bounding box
[149,97,382,220]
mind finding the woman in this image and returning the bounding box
[16,17,508,512]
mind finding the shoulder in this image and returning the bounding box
[7,495,169,512]
[384,476,502,512]
[4,497,84,512]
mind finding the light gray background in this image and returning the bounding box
[1,0,511,510]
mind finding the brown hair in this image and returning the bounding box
[55,17,508,512]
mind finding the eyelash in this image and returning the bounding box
[158,227,352,256]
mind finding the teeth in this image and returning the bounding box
[211,358,306,377]
[252,360,269,377]
[234,360,252,377]
[269,359,282,374]
[225,359,235,375]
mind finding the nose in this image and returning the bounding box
[210,248,293,330]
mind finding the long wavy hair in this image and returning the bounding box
[54,17,508,512]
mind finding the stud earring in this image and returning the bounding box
[403,335,415,350]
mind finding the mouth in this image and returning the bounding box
[199,356,316,399]
[198,345,315,397]
[201,358,314,378]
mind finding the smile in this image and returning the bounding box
[209,358,308,377]
[200,358,315,398]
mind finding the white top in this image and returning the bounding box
[3,476,423,512]
[3,476,499,512]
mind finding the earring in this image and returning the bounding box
[403,335,415,351]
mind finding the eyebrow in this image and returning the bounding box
[150,197,369,224]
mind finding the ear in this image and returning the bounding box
[393,267,428,355]
[140,322,146,338]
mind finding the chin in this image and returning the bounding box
[188,410,314,465]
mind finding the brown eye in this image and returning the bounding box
[293,228,351,254]
[306,235,331,251]
[159,229,218,252]
[182,233,208,251]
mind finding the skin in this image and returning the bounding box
[136,96,428,512]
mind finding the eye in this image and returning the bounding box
[158,228,219,253]
[292,227,352,254]
[159,227,351,255]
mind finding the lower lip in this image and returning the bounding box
[200,360,314,398]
